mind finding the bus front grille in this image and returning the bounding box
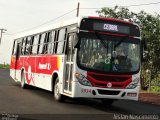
[97,89,120,95]
[90,74,130,82]
[87,72,132,89]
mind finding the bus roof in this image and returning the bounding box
[14,16,137,39]
[14,17,82,39]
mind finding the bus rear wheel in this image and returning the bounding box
[21,72,27,88]
[54,77,66,102]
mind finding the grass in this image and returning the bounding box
[0,64,10,69]
[151,86,160,93]
[141,88,160,93]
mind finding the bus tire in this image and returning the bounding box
[54,77,65,102]
[101,99,115,106]
[21,72,27,88]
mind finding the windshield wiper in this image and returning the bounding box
[114,35,129,48]
[94,32,108,48]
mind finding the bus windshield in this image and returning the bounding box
[77,32,140,73]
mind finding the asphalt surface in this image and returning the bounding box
[0,69,160,120]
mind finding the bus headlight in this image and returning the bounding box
[126,77,140,89]
[75,73,92,86]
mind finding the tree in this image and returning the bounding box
[96,6,160,89]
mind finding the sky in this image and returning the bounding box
[0,0,160,64]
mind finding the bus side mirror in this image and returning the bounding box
[141,39,148,62]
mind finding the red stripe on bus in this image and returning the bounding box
[10,55,59,75]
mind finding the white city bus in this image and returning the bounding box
[10,16,142,105]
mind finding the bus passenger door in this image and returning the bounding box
[64,34,74,92]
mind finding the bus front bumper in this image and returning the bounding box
[72,82,140,101]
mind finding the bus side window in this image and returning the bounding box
[16,42,21,58]
[30,36,34,55]
[32,34,40,55]
[12,40,17,55]
[18,39,23,55]
[56,28,66,54]
[25,37,32,55]
[21,39,24,55]
[38,33,46,54]
[48,31,55,54]
[21,38,26,55]
[42,32,50,54]
[53,31,58,54]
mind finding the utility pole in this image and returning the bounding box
[76,2,80,17]
[0,28,7,45]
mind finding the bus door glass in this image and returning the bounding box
[64,34,75,92]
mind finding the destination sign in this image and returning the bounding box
[80,18,140,37]
[93,22,130,34]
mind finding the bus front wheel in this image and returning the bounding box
[54,77,65,102]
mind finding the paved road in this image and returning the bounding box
[0,69,160,120]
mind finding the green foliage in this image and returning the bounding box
[0,64,10,69]
[151,86,160,92]
[96,6,160,90]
